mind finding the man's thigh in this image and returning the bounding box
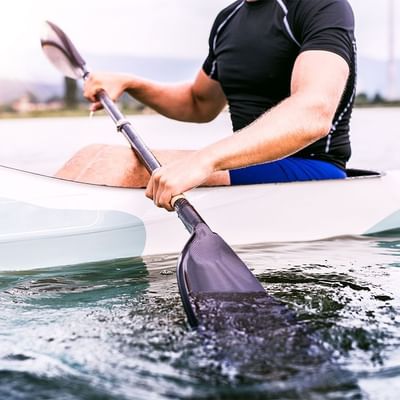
[55,144,230,188]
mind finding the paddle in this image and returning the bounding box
[40,21,267,327]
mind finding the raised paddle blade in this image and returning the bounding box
[177,223,266,327]
[41,21,87,79]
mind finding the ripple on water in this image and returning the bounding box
[0,235,400,399]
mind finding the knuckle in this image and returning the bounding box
[152,169,161,179]
[159,177,168,186]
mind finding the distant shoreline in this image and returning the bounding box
[0,102,399,120]
[353,102,400,108]
[0,107,147,120]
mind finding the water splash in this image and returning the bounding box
[0,235,400,399]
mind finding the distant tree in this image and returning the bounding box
[26,91,39,104]
[355,92,369,104]
[46,95,62,104]
[0,103,14,113]
[64,77,78,109]
[372,92,385,104]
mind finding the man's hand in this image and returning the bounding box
[84,69,226,122]
[145,152,214,211]
[84,72,133,112]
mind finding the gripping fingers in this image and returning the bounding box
[158,189,174,212]
[83,76,99,103]
[146,169,175,212]
[155,176,174,211]
[90,101,103,112]
[145,169,158,200]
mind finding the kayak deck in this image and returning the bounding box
[0,165,399,271]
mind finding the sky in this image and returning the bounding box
[0,0,398,82]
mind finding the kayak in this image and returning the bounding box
[1,165,400,271]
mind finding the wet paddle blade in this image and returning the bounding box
[177,223,266,327]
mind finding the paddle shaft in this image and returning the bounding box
[41,21,269,329]
[97,91,205,233]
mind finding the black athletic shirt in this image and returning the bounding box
[202,0,357,169]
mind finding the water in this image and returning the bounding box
[1,236,400,399]
[0,108,400,399]
[0,107,399,174]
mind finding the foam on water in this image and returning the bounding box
[0,235,399,399]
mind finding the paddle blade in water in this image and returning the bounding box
[177,223,266,327]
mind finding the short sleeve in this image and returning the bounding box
[202,16,220,80]
[202,52,216,79]
[291,0,355,66]
[201,1,243,80]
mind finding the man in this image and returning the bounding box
[79,0,356,211]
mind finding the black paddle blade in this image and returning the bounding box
[177,223,266,327]
[40,21,87,79]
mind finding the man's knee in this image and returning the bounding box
[55,145,230,188]
[55,144,150,187]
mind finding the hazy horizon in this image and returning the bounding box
[0,0,399,98]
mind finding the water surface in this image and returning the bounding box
[0,108,399,174]
[1,234,400,399]
[0,109,399,398]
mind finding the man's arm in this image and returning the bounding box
[146,50,350,209]
[207,50,350,170]
[84,69,227,123]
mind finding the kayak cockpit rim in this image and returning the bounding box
[0,163,384,189]
[345,168,382,178]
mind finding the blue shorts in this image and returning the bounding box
[229,157,346,185]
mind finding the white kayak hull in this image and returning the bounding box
[1,165,400,271]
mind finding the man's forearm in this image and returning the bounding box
[201,92,333,173]
[201,50,349,173]
[125,78,201,122]
[84,69,226,123]
[124,69,226,123]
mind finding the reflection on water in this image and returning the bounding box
[0,235,399,399]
